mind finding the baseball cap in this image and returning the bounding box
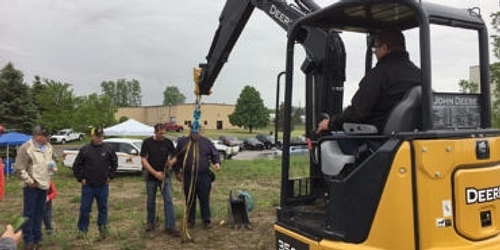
[90,127,104,137]
[33,125,50,137]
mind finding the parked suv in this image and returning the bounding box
[255,134,277,149]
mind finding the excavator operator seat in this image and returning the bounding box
[320,85,422,177]
[321,140,355,176]
[382,85,422,135]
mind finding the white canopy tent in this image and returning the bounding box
[103,119,154,137]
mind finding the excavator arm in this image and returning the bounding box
[196,0,346,128]
[196,0,254,96]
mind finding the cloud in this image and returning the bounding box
[0,0,497,108]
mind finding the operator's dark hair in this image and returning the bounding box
[154,123,165,132]
[376,29,406,51]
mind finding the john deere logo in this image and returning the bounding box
[466,186,500,204]
[476,140,489,159]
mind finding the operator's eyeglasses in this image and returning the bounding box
[372,43,383,52]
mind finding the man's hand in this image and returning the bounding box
[175,173,183,182]
[81,179,87,185]
[2,224,22,244]
[155,171,165,181]
[316,119,330,134]
[213,163,221,171]
[163,157,177,170]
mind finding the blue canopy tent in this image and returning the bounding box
[0,132,32,178]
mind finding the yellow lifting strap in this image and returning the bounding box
[179,139,199,242]
[178,67,209,242]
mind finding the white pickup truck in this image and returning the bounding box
[50,128,84,144]
[211,140,239,161]
[62,138,236,173]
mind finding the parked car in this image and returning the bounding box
[242,137,265,150]
[50,128,84,144]
[255,134,277,149]
[62,138,143,173]
[211,140,239,161]
[164,122,184,132]
[218,135,244,151]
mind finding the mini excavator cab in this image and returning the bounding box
[275,1,500,250]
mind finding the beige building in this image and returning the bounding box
[115,103,238,130]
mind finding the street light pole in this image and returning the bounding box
[275,71,286,145]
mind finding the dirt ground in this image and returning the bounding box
[1,163,279,250]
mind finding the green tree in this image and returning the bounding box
[101,79,142,107]
[163,86,186,105]
[31,75,46,114]
[0,63,37,133]
[36,79,76,131]
[458,79,479,93]
[73,94,117,132]
[292,106,305,125]
[228,86,269,133]
[275,102,296,132]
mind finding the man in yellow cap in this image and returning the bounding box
[72,127,118,239]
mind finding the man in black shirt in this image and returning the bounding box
[140,123,179,236]
[317,30,421,134]
[73,127,118,239]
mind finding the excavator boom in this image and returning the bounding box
[197,0,346,128]
[197,0,254,95]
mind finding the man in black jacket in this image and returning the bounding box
[73,127,118,239]
[317,29,421,134]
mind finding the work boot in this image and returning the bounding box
[99,226,109,240]
[187,222,195,229]
[145,223,155,232]
[203,223,212,230]
[163,227,180,237]
[24,243,34,250]
[33,243,41,250]
[76,231,87,240]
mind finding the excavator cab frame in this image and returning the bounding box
[275,0,500,249]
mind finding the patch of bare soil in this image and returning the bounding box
[1,169,278,250]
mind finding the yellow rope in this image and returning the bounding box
[179,70,205,242]
[180,136,200,243]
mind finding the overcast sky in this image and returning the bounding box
[0,0,498,109]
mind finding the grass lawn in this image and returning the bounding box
[1,154,309,250]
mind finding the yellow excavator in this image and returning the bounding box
[194,0,500,249]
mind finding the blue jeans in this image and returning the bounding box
[22,187,47,245]
[77,184,109,232]
[43,200,53,232]
[146,177,176,230]
[183,172,212,225]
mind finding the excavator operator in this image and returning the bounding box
[316,30,421,135]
